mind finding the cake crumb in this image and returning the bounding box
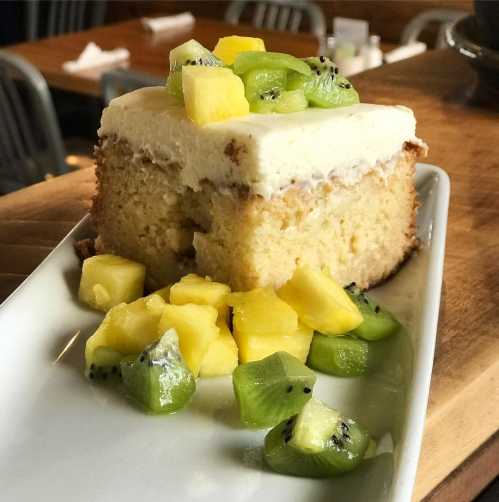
[224,139,247,166]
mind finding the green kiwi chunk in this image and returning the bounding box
[86,346,124,382]
[120,329,196,414]
[250,88,308,114]
[243,68,287,102]
[166,39,223,100]
[233,51,312,76]
[307,334,369,377]
[264,398,370,478]
[345,284,401,341]
[287,56,359,108]
[232,351,316,429]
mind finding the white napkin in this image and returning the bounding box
[141,12,195,34]
[384,42,426,64]
[62,42,130,73]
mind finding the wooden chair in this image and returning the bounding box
[0,51,68,194]
[401,9,467,49]
[26,0,107,40]
[225,0,326,42]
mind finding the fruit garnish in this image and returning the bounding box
[170,273,230,318]
[213,35,265,65]
[307,334,369,377]
[250,88,308,114]
[84,294,167,372]
[242,68,287,102]
[345,283,401,340]
[277,266,363,335]
[287,56,359,108]
[78,254,145,312]
[166,39,223,100]
[233,351,316,429]
[182,66,250,125]
[199,320,238,377]
[233,51,312,76]
[86,346,124,382]
[121,328,196,414]
[264,398,370,477]
[158,302,220,377]
[165,38,360,121]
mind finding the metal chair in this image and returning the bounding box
[26,0,107,41]
[401,9,468,49]
[225,0,326,40]
[101,69,164,106]
[0,51,68,193]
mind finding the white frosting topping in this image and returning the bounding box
[99,86,423,198]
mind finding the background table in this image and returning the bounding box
[7,18,397,98]
[8,18,319,97]
[0,45,498,501]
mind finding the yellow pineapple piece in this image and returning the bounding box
[199,320,238,377]
[235,322,313,364]
[213,35,266,65]
[170,273,230,318]
[228,288,298,336]
[79,254,145,312]
[228,288,310,362]
[158,303,219,377]
[84,294,167,368]
[277,266,363,335]
[148,285,171,302]
[182,66,249,126]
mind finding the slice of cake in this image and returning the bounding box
[92,38,426,291]
[94,88,425,291]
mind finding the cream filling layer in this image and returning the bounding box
[99,87,425,198]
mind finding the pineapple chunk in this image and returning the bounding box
[79,254,145,312]
[182,66,249,125]
[235,322,313,364]
[277,266,363,335]
[148,285,171,302]
[170,273,230,318]
[228,288,298,337]
[213,35,266,65]
[199,320,238,377]
[158,303,220,377]
[228,288,311,362]
[84,294,167,368]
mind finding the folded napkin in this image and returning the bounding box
[141,12,195,34]
[62,42,130,73]
[384,42,426,64]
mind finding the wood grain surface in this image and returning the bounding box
[0,42,498,501]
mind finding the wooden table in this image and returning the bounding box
[1,46,498,500]
[7,18,320,97]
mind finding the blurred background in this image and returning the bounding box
[0,0,492,195]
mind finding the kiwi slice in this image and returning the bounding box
[264,398,370,478]
[345,284,401,341]
[233,51,311,76]
[166,39,223,100]
[243,68,287,103]
[121,328,196,414]
[250,88,308,114]
[307,334,369,377]
[86,346,124,382]
[287,56,359,108]
[232,351,316,429]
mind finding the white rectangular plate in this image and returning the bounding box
[0,163,449,502]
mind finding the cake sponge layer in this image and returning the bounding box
[93,137,419,291]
